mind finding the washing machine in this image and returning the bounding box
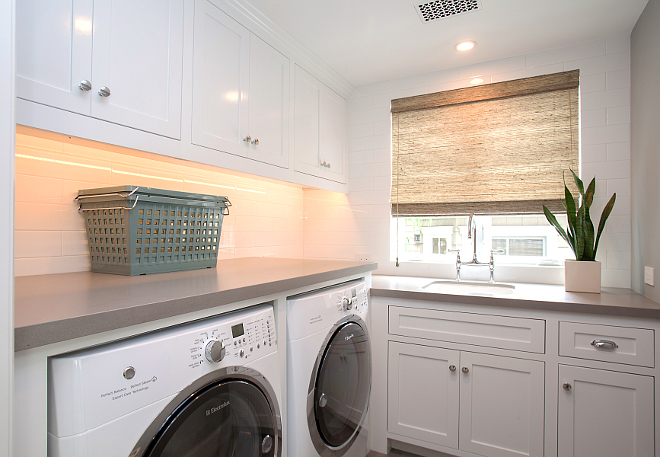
[48,303,282,457]
[287,279,371,457]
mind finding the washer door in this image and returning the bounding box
[132,368,281,457]
[309,317,371,455]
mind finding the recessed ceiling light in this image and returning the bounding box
[455,40,476,52]
[470,77,484,85]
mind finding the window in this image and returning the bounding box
[390,70,579,266]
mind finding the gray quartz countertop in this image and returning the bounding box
[14,257,377,351]
[372,275,660,319]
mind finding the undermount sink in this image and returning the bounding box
[422,280,516,295]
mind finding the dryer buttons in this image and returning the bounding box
[123,366,136,380]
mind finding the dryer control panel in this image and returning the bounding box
[286,279,368,341]
[48,304,277,438]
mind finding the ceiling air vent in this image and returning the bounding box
[414,0,480,22]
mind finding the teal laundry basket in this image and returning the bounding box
[76,186,231,276]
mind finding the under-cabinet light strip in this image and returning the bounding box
[16,153,266,195]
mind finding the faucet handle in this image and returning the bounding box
[448,248,461,260]
[490,249,505,262]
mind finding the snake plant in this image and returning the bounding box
[543,170,616,261]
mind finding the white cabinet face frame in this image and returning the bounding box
[246,35,290,168]
[16,0,94,115]
[558,364,655,457]
[459,352,545,457]
[191,0,250,156]
[388,341,460,449]
[90,0,184,139]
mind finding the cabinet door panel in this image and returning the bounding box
[91,0,184,139]
[16,0,93,115]
[319,87,346,181]
[388,341,459,448]
[191,0,249,155]
[294,65,321,175]
[558,365,654,457]
[459,352,544,457]
[247,36,290,168]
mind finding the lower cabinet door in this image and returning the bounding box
[558,365,654,457]
[459,352,545,457]
[387,341,459,449]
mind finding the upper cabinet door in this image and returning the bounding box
[16,0,94,115]
[294,65,347,183]
[191,0,250,156]
[293,65,321,176]
[246,35,290,168]
[319,86,346,181]
[90,0,184,139]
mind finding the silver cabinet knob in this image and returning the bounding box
[563,383,572,391]
[243,136,251,143]
[205,339,226,363]
[78,80,92,91]
[98,86,111,97]
[251,138,259,145]
[462,366,469,373]
[449,365,456,372]
[591,339,618,350]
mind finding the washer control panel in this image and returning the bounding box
[335,283,368,314]
[190,306,276,367]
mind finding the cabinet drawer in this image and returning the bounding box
[559,322,655,367]
[389,306,545,353]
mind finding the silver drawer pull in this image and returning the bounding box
[591,339,618,350]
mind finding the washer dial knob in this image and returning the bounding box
[342,297,353,311]
[205,339,226,363]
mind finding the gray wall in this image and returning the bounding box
[631,0,660,302]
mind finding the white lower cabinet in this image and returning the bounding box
[388,341,545,457]
[557,365,655,457]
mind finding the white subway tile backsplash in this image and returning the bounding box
[350,108,391,125]
[601,268,631,288]
[349,122,374,140]
[458,56,526,80]
[564,51,629,76]
[606,178,631,198]
[579,73,607,93]
[490,63,564,84]
[606,35,630,55]
[15,129,305,276]
[606,69,631,90]
[349,95,374,113]
[607,106,630,126]
[581,144,607,163]
[581,109,607,128]
[349,150,375,165]
[526,40,605,69]
[607,142,631,162]
[582,123,630,145]
[581,88,630,110]
[373,120,391,136]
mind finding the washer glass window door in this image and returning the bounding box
[144,379,277,457]
[312,320,371,450]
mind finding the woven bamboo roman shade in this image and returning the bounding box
[391,70,580,216]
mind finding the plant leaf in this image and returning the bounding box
[571,169,584,196]
[575,204,585,260]
[543,205,573,251]
[584,178,595,209]
[594,193,617,256]
[583,206,595,261]
[564,183,578,258]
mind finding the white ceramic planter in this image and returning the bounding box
[564,260,601,293]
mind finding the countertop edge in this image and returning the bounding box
[370,287,660,320]
[15,262,377,352]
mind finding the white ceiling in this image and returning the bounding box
[244,0,648,87]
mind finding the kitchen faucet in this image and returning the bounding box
[450,214,504,283]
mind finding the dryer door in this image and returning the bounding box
[135,370,280,457]
[309,317,371,455]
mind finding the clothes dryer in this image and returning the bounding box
[287,279,371,457]
[48,304,281,457]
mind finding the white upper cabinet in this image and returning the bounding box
[191,0,249,156]
[16,0,184,139]
[247,35,290,168]
[294,65,347,183]
[192,0,290,168]
[16,0,94,115]
[90,0,184,139]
